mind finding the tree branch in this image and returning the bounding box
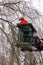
[0,27,12,44]
[0,1,22,6]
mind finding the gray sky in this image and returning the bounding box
[0,0,2,2]
[25,0,43,14]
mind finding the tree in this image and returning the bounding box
[0,0,43,65]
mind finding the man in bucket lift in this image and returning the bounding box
[16,17,43,51]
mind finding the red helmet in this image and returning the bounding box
[19,17,24,20]
[19,17,29,24]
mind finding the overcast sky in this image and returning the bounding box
[0,0,2,2]
[25,0,43,14]
[32,0,43,13]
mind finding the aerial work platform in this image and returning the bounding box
[15,17,43,51]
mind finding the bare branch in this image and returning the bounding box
[0,27,12,44]
[0,18,17,27]
[0,1,22,6]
